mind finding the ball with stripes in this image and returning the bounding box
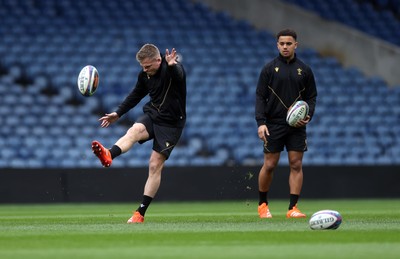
[309,210,342,230]
[286,100,309,126]
[77,65,99,97]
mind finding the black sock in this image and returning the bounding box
[259,191,268,205]
[137,195,153,216]
[109,145,122,159]
[289,194,299,210]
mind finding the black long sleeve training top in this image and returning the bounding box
[255,54,317,126]
[115,57,186,128]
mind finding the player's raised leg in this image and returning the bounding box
[92,123,149,168]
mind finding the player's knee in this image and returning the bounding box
[148,154,165,174]
[289,159,302,172]
[262,160,277,173]
[126,124,146,139]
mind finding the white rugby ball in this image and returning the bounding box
[286,100,309,126]
[77,65,99,97]
[309,210,342,230]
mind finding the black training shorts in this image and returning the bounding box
[136,114,183,159]
[263,123,307,153]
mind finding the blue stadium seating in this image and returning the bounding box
[0,0,399,168]
[282,0,400,46]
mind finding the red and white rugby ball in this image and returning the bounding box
[286,100,309,126]
[77,65,99,97]
[309,210,342,230]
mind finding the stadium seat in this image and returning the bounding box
[282,0,400,45]
[1,0,399,167]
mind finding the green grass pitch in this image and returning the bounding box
[0,199,399,259]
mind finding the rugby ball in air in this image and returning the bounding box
[286,100,309,126]
[77,65,99,96]
[309,210,342,230]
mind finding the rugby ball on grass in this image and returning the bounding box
[309,210,342,230]
[77,65,99,97]
[286,100,309,126]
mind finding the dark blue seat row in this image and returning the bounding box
[282,0,400,45]
[1,0,399,168]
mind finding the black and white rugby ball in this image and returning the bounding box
[309,210,342,230]
[286,100,309,126]
[77,65,99,97]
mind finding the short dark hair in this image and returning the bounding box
[136,43,161,63]
[276,29,297,41]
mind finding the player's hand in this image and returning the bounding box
[99,112,119,128]
[258,125,269,143]
[165,48,178,66]
[295,115,310,128]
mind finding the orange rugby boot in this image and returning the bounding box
[91,140,112,167]
[127,211,145,224]
[286,204,306,218]
[258,203,272,218]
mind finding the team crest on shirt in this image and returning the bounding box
[275,67,279,72]
[297,68,302,75]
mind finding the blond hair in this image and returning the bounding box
[136,43,161,62]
